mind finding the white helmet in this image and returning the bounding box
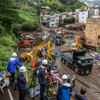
[42,59,48,65]
[73,76,75,77]
[12,53,17,57]
[19,66,26,72]
[62,74,68,80]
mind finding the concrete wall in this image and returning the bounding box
[85,18,100,47]
[49,14,60,27]
[79,11,88,23]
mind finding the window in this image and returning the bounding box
[51,20,54,22]
[89,27,93,31]
[55,23,58,26]
[97,43,100,45]
[87,21,91,24]
[88,42,92,44]
[98,36,100,39]
[52,24,54,26]
[56,15,58,17]
[82,60,93,66]
[94,21,98,24]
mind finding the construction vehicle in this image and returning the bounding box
[17,37,31,48]
[60,50,93,75]
[71,35,85,50]
[55,35,65,45]
[20,52,33,61]
[20,41,52,61]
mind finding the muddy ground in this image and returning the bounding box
[0,28,100,100]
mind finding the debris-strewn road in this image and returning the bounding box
[0,38,100,100]
[53,38,100,100]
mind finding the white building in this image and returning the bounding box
[78,11,89,23]
[94,9,99,16]
[84,2,94,8]
[49,14,60,27]
[88,9,99,18]
[75,9,81,13]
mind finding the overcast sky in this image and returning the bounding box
[80,0,100,5]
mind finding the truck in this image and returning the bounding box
[60,50,93,75]
[55,35,64,45]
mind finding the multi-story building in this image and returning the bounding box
[88,9,99,18]
[49,14,60,27]
[85,18,100,47]
[61,12,78,21]
[75,9,81,13]
[84,2,94,8]
[78,11,89,23]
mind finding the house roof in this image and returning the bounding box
[41,6,50,9]
[65,22,85,28]
[61,12,72,15]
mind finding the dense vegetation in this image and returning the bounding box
[41,0,86,12]
[0,0,39,72]
[0,0,86,73]
[64,17,75,24]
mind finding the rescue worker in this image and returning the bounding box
[17,66,28,100]
[55,50,58,56]
[75,87,88,100]
[7,53,22,85]
[57,74,72,100]
[68,75,71,83]
[53,50,58,60]
[72,76,76,87]
[38,59,50,100]
[68,42,70,47]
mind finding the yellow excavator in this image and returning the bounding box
[20,41,53,61]
[71,35,84,51]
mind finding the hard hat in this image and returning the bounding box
[19,66,26,72]
[62,75,68,80]
[73,76,75,77]
[80,87,86,95]
[12,53,17,57]
[42,59,48,66]
[68,75,70,76]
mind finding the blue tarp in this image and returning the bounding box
[96,58,100,61]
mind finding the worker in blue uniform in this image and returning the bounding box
[75,87,88,100]
[17,66,28,100]
[68,75,71,83]
[57,74,72,100]
[38,59,50,100]
[7,52,22,85]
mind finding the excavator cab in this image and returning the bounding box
[18,37,31,48]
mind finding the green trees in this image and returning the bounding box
[41,0,86,13]
[64,17,75,24]
[59,0,78,5]
[42,0,66,12]
[0,0,19,36]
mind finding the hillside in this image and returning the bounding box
[41,0,86,12]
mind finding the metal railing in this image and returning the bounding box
[7,89,14,100]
